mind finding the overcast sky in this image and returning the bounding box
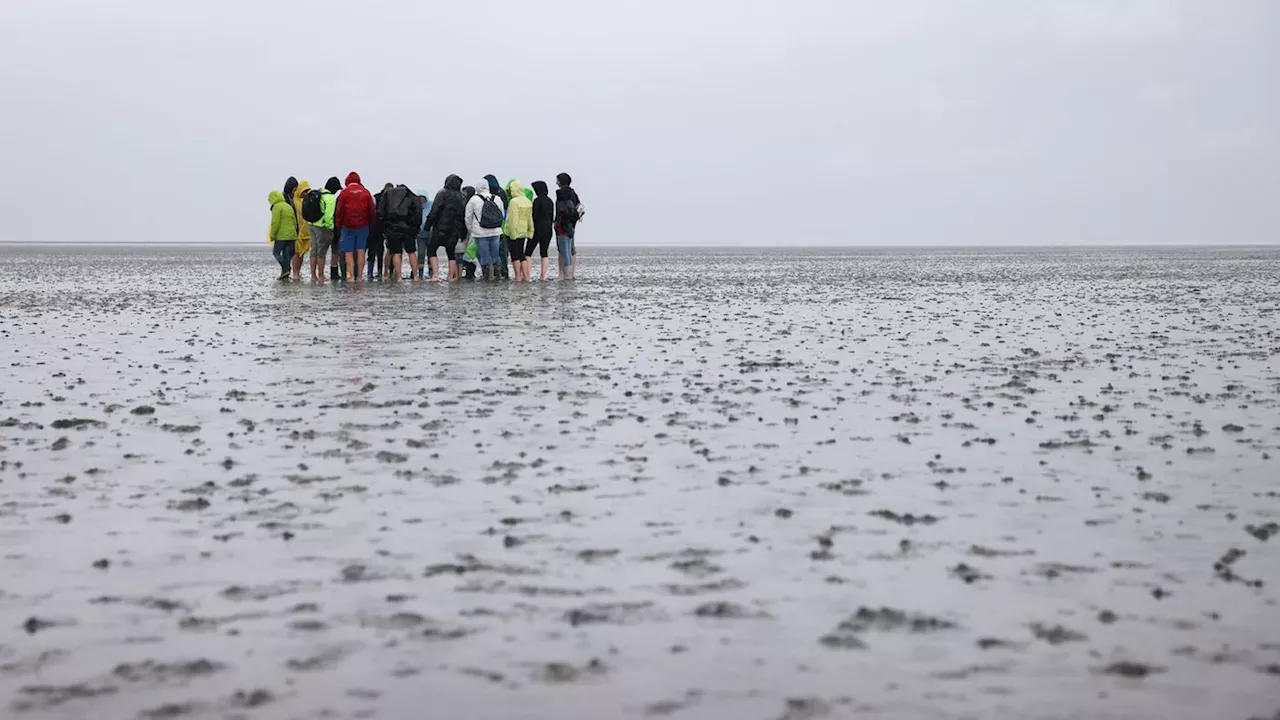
[1,0,1276,246]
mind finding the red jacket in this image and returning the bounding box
[335,176,376,231]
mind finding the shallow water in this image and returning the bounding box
[1,244,1278,720]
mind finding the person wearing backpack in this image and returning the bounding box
[424,175,467,282]
[503,179,534,283]
[378,184,423,282]
[554,173,582,280]
[465,179,505,281]
[483,175,511,280]
[334,171,376,282]
[267,189,298,280]
[301,178,338,282]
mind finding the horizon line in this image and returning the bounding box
[3,241,1279,250]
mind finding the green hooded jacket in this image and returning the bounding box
[268,190,298,242]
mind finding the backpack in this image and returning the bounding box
[301,189,325,223]
[385,186,413,224]
[478,195,504,230]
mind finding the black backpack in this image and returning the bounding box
[387,186,416,225]
[478,195,504,230]
[300,189,325,223]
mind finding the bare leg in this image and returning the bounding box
[429,256,440,282]
[356,250,366,281]
[345,252,355,281]
[291,253,303,280]
[448,260,458,282]
[539,257,548,281]
[389,254,400,282]
[408,253,419,282]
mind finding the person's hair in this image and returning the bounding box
[556,173,572,187]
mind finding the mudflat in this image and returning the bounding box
[1,245,1277,720]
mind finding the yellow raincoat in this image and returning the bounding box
[503,180,534,240]
[292,180,312,256]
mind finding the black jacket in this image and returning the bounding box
[532,181,554,242]
[426,175,468,244]
[379,185,423,238]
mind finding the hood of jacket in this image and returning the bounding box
[345,172,362,186]
[484,175,502,195]
[268,190,287,207]
[325,177,342,193]
[294,180,311,202]
[444,174,463,192]
[506,180,525,200]
[474,181,491,198]
[532,181,549,197]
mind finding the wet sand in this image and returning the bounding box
[1,244,1278,720]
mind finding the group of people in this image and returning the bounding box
[266,172,585,283]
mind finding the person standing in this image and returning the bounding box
[415,190,433,279]
[528,181,555,282]
[366,183,391,280]
[300,180,334,282]
[290,180,312,281]
[465,179,505,281]
[484,175,511,279]
[554,173,582,280]
[334,172,376,282]
[379,184,423,282]
[424,175,467,282]
[459,186,478,280]
[319,177,342,281]
[267,190,298,280]
[503,179,534,283]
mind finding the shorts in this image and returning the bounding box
[557,234,573,266]
[476,236,500,265]
[526,236,551,259]
[385,230,414,256]
[310,226,335,259]
[340,226,369,254]
[427,237,456,262]
[508,237,528,262]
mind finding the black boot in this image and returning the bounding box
[329,265,339,281]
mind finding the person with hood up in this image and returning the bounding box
[466,179,505,281]
[367,183,392,280]
[424,174,467,282]
[334,172,376,282]
[527,181,555,282]
[267,190,299,280]
[378,184,423,282]
[415,190,433,280]
[310,176,341,282]
[290,180,312,281]
[270,177,299,244]
[483,175,511,279]
[459,186,478,280]
[555,172,582,280]
[503,179,534,283]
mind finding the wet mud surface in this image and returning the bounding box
[1,244,1278,719]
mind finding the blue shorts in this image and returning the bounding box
[340,226,369,254]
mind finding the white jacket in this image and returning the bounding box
[465,188,505,239]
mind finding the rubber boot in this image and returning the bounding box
[330,265,339,281]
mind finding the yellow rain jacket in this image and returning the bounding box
[292,180,312,256]
[503,180,534,240]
